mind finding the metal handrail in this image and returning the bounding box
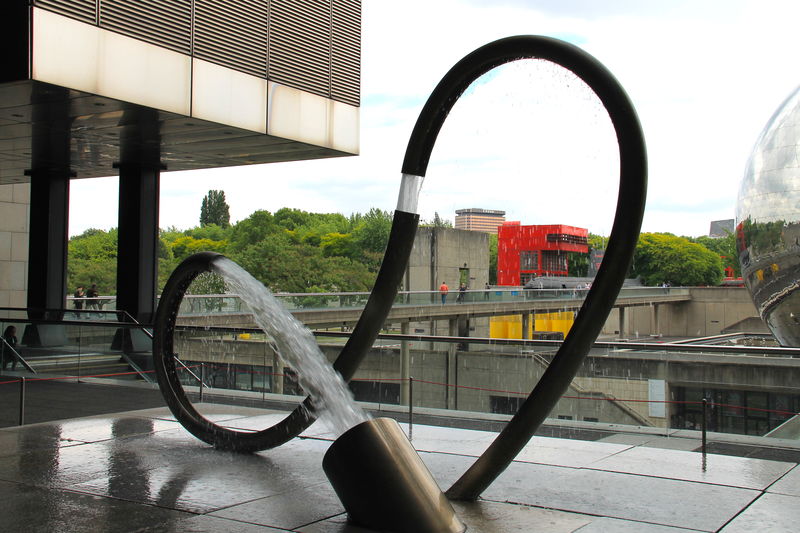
[0,337,35,374]
[171,325,800,358]
[0,308,156,381]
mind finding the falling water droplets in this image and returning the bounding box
[212,256,369,436]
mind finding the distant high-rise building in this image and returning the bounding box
[454,208,506,234]
[709,219,735,238]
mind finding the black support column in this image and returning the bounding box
[26,88,71,319]
[115,109,162,327]
[27,170,70,318]
[24,86,72,346]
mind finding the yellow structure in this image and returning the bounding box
[489,311,574,339]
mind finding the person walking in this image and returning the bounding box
[73,286,85,318]
[1,325,19,371]
[439,282,449,304]
[457,282,467,303]
[86,284,100,316]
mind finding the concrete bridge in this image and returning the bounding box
[177,288,693,335]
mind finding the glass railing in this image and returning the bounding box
[140,286,692,315]
[3,307,797,451]
[0,316,156,391]
[166,324,800,441]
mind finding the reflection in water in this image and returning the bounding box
[737,85,800,346]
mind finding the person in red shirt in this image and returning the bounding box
[439,282,449,304]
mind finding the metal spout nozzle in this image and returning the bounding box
[323,418,466,533]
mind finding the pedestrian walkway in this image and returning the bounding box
[2,401,800,531]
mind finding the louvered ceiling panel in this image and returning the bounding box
[100,0,192,54]
[34,0,97,24]
[331,0,360,106]
[194,0,268,78]
[269,0,331,98]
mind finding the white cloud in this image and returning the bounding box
[70,0,800,238]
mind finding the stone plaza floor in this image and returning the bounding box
[1,404,800,532]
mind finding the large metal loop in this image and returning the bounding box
[154,35,646,493]
[403,35,647,501]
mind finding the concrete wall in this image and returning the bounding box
[602,287,762,339]
[406,227,489,293]
[0,183,29,308]
[405,227,490,337]
[176,328,800,431]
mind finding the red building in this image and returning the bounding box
[497,223,589,285]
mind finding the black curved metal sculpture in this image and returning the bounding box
[153,35,646,501]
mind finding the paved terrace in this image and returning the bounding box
[1,380,799,532]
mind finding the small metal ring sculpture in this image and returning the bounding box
[153,35,646,500]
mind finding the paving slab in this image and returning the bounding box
[515,435,632,468]
[481,458,760,531]
[765,463,800,496]
[0,408,796,532]
[591,446,795,489]
[719,492,800,533]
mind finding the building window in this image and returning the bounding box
[541,250,567,272]
[546,233,588,245]
[520,250,538,270]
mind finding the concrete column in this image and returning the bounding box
[521,313,530,340]
[447,318,458,409]
[618,307,626,338]
[272,350,284,395]
[651,304,660,336]
[400,321,410,405]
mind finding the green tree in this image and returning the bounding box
[352,208,392,254]
[67,228,118,295]
[320,232,357,258]
[228,210,278,252]
[632,233,723,286]
[170,236,228,260]
[692,232,740,277]
[421,212,453,228]
[567,251,588,277]
[185,223,231,242]
[199,190,231,228]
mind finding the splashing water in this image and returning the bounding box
[212,257,369,436]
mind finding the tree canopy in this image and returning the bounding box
[690,232,739,277]
[69,206,396,296]
[632,232,723,286]
[69,205,740,297]
[199,190,231,228]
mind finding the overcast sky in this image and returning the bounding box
[68,0,800,238]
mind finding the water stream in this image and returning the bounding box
[211,256,369,436]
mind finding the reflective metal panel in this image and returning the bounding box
[737,85,800,346]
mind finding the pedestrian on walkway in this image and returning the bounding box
[1,325,19,371]
[439,281,449,304]
[86,284,100,317]
[73,286,85,318]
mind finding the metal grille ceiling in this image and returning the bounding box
[32,0,360,106]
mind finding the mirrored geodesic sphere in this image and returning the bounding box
[737,85,800,346]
